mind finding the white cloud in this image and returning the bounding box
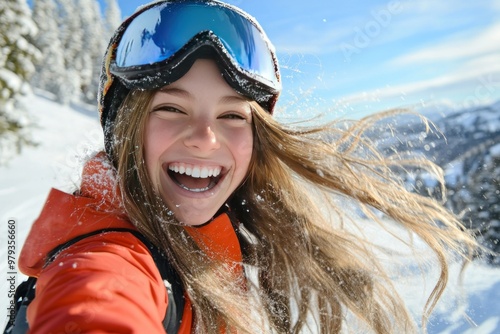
[271,1,409,55]
[272,1,496,56]
[337,62,500,106]
[390,22,500,66]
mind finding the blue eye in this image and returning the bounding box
[152,105,185,114]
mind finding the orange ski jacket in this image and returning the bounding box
[18,152,243,333]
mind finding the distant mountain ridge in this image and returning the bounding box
[372,101,500,264]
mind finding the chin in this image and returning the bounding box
[174,210,218,226]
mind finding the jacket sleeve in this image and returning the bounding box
[26,231,168,334]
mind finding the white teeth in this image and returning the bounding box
[192,166,200,178]
[200,167,209,178]
[168,163,221,178]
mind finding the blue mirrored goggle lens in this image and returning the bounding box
[114,2,279,87]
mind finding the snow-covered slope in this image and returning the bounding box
[0,91,104,328]
[1,92,499,332]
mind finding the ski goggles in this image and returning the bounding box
[107,0,281,111]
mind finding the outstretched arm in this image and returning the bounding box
[27,231,168,334]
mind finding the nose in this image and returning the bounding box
[183,119,220,152]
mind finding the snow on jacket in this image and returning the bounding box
[18,152,243,333]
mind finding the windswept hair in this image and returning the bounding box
[112,89,477,333]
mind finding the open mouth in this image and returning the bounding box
[167,162,223,193]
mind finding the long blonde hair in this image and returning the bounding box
[112,89,477,333]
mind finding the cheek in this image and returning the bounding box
[230,129,254,171]
[239,140,253,167]
[143,119,169,178]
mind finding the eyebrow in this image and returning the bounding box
[157,87,249,105]
[157,87,193,100]
[219,95,249,105]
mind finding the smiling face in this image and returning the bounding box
[144,59,254,226]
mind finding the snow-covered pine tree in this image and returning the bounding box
[104,0,122,41]
[76,0,106,104]
[31,0,66,103]
[463,146,500,264]
[0,0,40,164]
[55,0,83,105]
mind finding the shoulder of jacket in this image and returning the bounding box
[47,230,163,277]
[26,230,169,333]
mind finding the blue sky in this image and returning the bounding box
[108,1,500,119]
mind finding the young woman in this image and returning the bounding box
[18,1,477,333]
